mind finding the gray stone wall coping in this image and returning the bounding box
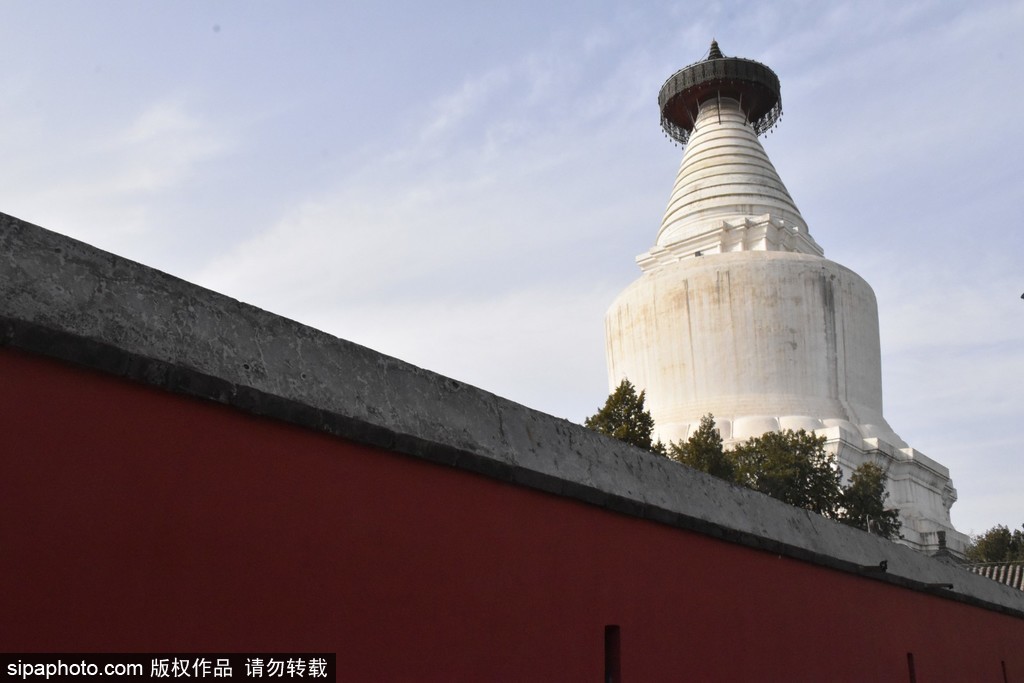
[3,210,1023,618]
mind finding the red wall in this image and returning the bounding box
[2,346,1022,681]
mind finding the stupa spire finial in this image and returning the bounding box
[658,41,781,147]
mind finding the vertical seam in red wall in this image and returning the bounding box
[604,625,621,683]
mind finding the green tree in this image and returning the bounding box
[729,429,842,518]
[584,379,657,451]
[839,462,901,539]
[668,413,735,482]
[662,420,903,537]
[966,524,1024,563]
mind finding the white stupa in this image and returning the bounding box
[605,41,965,554]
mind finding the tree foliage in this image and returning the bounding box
[730,429,843,518]
[587,390,903,538]
[584,379,657,451]
[966,524,1024,563]
[665,417,900,538]
[668,414,735,482]
[839,462,902,539]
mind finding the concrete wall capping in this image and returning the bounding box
[3,210,1024,618]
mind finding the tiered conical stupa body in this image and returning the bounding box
[605,42,965,553]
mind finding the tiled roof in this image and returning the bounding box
[969,562,1024,590]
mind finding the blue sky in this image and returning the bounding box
[1,1,1021,536]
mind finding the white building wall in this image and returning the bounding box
[607,251,895,445]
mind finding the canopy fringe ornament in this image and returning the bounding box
[658,40,782,147]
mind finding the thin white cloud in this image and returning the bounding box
[1,98,232,254]
[111,100,227,193]
[420,67,512,142]
[192,34,665,318]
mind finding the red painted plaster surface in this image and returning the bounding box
[2,348,1022,681]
